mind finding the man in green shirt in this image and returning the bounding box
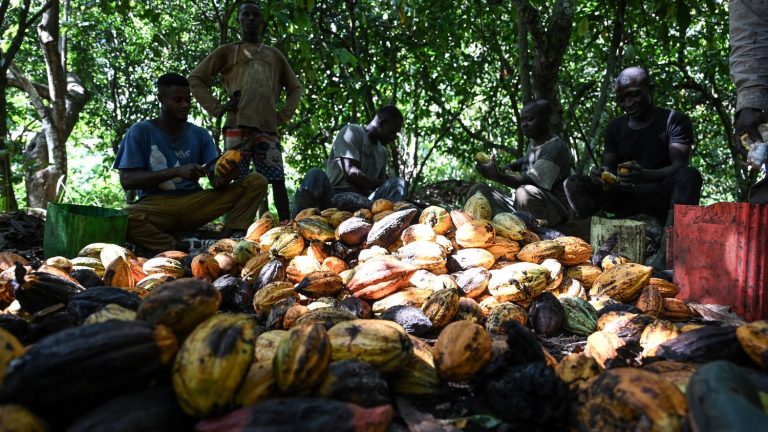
[293,106,406,215]
[470,99,572,227]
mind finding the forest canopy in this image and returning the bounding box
[0,0,751,211]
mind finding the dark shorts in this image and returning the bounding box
[224,128,285,182]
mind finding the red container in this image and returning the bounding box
[670,203,768,321]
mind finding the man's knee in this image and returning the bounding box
[240,173,268,190]
[301,168,329,188]
[676,167,703,189]
[515,185,545,207]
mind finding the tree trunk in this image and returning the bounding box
[513,0,574,134]
[576,0,626,173]
[21,1,81,208]
[518,19,532,103]
[0,74,18,211]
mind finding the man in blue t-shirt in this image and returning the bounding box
[113,73,267,254]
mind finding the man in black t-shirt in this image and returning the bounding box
[564,67,703,222]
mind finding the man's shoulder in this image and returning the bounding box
[124,120,158,138]
[186,122,212,136]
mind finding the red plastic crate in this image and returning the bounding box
[670,203,768,321]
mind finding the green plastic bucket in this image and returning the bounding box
[43,203,128,258]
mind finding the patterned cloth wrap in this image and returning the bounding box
[224,128,285,182]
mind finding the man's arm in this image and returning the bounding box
[730,0,768,140]
[188,47,229,117]
[476,160,533,189]
[339,158,385,191]
[629,143,689,182]
[119,165,207,191]
[276,53,302,124]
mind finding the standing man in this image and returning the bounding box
[114,73,267,255]
[730,0,768,203]
[189,0,301,221]
[293,106,407,216]
[469,99,572,227]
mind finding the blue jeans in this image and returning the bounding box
[292,168,407,217]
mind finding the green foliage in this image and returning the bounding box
[2,0,747,209]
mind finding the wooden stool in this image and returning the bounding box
[590,217,646,264]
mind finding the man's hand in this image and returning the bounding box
[617,161,643,184]
[174,164,207,181]
[476,157,502,181]
[736,108,767,143]
[216,156,241,183]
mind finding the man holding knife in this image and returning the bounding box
[114,73,267,255]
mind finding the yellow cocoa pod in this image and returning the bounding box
[371,199,395,215]
[389,336,442,395]
[485,302,527,335]
[245,217,275,243]
[640,319,680,357]
[286,255,321,284]
[516,240,565,264]
[575,368,687,431]
[601,253,631,270]
[269,232,305,260]
[353,208,373,220]
[635,285,664,317]
[661,298,696,321]
[736,320,768,369]
[254,330,288,363]
[172,314,256,416]
[590,263,652,303]
[328,319,413,372]
[488,262,550,303]
[214,149,242,177]
[400,223,437,245]
[455,220,495,248]
[419,206,453,235]
[484,236,521,261]
[273,323,331,395]
[258,226,297,251]
[395,240,447,273]
[295,270,344,298]
[104,256,136,288]
[434,321,492,382]
[296,218,336,242]
[463,191,493,221]
[252,281,298,319]
[491,212,528,241]
[234,360,276,406]
[556,352,600,385]
[421,287,460,328]
[553,236,593,266]
[586,330,625,369]
[329,211,353,228]
[371,287,433,314]
[601,170,618,184]
[565,265,603,288]
[294,208,321,221]
[0,405,47,432]
[449,248,496,271]
[648,277,680,298]
[0,328,23,383]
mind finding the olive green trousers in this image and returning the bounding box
[123,174,267,252]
